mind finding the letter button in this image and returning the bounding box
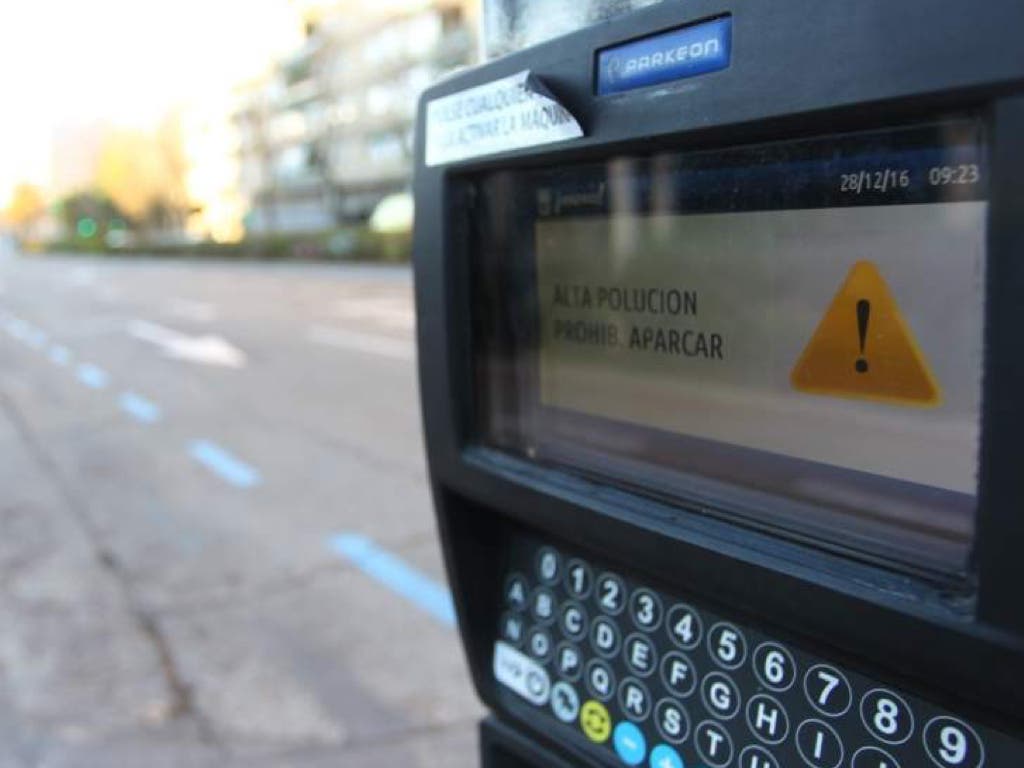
[625,633,658,677]
[618,677,652,722]
[550,681,580,723]
[695,720,734,768]
[564,558,593,599]
[527,626,552,662]
[654,698,690,745]
[591,616,621,658]
[560,601,588,641]
[531,587,557,625]
[746,693,789,744]
[504,573,528,609]
[555,641,582,681]
[614,721,647,766]
[660,650,698,698]
[629,587,664,630]
[923,716,984,768]
[585,658,616,702]
[701,671,740,720]
[796,719,844,768]
[851,746,901,768]
[536,546,561,584]
[739,745,780,768]
[499,611,524,646]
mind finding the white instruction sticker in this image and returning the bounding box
[425,70,583,167]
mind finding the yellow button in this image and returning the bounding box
[580,699,612,743]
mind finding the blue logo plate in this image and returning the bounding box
[597,16,732,96]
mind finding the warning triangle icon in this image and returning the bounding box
[790,261,941,407]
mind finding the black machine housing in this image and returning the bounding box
[413,1,1024,766]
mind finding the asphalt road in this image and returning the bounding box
[0,251,482,767]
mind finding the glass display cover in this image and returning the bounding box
[470,119,987,576]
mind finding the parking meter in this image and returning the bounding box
[413,2,1024,766]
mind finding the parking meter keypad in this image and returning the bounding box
[492,538,1016,768]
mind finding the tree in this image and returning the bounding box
[56,191,126,245]
[94,112,190,234]
[3,183,47,238]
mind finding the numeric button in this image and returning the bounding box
[746,694,789,744]
[591,616,621,658]
[803,664,852,717]
[796,719,844,768]
[702,672,740,720]
[536,547,560,584]
[596,573,626,615]
[666,604,703,650]
[629,588,663,630]
[708,622,747,669]
[753,642,796,691]
[654,698,690,745]
[860,689,914,745]
[923,716,984,768]
[560,601,588,641]
[564,558,592,599]
[624,633,657,677]
[660,651,698,698]
[695,720,734,768]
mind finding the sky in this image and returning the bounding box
[0,0,306,207]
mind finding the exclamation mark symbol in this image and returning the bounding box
[855,299,870,373]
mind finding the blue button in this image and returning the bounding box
[597,16,732,96]
[649,744,684,768]
[614,721,647,766]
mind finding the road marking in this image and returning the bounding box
[76,364,109,389]
[331,296,415,331]
[188,439,261,488]
[129,320,247,368]
[167,298,217,323]
[307,325,414,361]
[118,392,162,424]
[328,533,456,627]
[24,327,47,349]
[48,345,71,366]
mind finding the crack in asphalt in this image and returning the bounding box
[0,388,222,750]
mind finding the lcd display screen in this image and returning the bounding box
[470,120,986,575]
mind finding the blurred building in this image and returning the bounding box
[233,0,478,236]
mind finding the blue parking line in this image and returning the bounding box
[48,345,70,366]
[24,328,47,349]
[188,439,261,488]
[118,392,162,424]
[76,364,109,389]
[4,318,30,343]
[328,533,456,628]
